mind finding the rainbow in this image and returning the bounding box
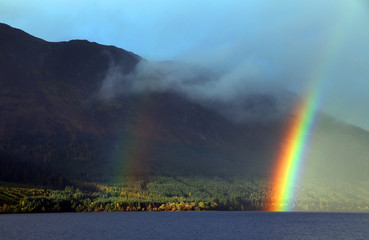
[268,2,359,211]
[269,85,320,211]
[106,94,156,185]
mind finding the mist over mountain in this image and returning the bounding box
[100,59,295,123]
[0,22,369,193]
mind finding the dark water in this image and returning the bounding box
[1,212,368,240]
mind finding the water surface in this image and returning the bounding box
[0,212,368,240]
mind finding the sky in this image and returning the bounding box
[1,0,369,130]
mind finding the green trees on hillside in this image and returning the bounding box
[1,177,369,213]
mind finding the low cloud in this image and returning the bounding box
[99,59,295,123]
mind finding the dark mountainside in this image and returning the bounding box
[0,23,285,185]
[1,23,369,212]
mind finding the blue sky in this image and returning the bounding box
[1,0,363,61]
[1,0,369,130]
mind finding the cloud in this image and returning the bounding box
[99,59,294,123]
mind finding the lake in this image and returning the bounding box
[0,212,368,240]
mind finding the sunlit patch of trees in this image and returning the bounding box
[0,177,268,213]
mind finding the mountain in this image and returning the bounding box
[1,22,369,190]
[0,23,278,185]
